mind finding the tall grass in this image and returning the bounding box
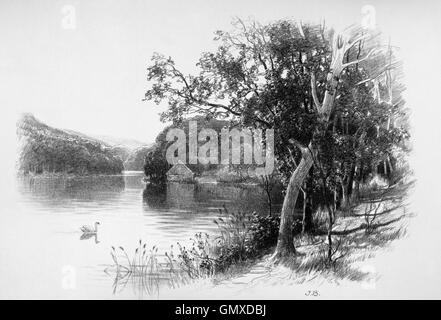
[107,240,190,295]
[107,206,282,295]
[170,207,280,275]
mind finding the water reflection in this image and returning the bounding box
[9,172,283,298]
[80,232,100,244]
[17,175,126,209]
[142,183,167,209]
[142,181,283,215]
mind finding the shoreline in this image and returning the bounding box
[16,171,138,179]
[161,198,409,299]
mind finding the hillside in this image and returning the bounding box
[64,130,153,171]
[91,134,148,151]
[16,114,124,175]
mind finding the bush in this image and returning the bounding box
[212,209,250,272]
[175,233,215,278]
[246,213,280,254]
[170,208,306,277]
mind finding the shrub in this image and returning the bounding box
[174,233,215,278]
[246,213,280,255]
[212,209,251,272]
[210,209,302,272]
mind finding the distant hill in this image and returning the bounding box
[17,114,124,175]
[63,131,153,170]
[92,136,154,171]
[90,135,148,151]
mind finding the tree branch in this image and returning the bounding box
[342,48,376,69]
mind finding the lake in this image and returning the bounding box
[0,171,282,299]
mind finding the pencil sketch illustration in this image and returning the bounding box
[5,0,439,300]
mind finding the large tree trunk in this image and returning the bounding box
[352,161,363,201]
[341,162,356,208]
[341,183,348,208]
[347,163,355,197]
[273,148,314,258]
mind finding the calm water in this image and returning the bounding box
[0,171,282,299]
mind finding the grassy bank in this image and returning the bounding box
[107,181,411,295]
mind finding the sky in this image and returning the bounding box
[1,0,437,142]
[1,0,441,298]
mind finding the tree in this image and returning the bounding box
[143,19,406,261]
[144,147,170,184]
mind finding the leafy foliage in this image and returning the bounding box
[144,18,409,214]
[143,146,170,184]
[143,116,257,182]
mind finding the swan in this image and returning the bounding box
[80,222,100,234]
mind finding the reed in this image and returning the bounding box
[107,207,279,294]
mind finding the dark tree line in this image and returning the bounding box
[17,114,124,175]
[143,116,257,183]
